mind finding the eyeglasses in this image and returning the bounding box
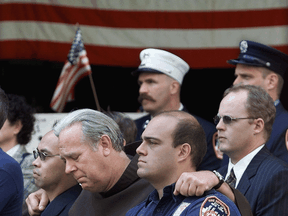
[33,148,60,161]
[213,115,255,125]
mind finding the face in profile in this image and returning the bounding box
[216,90,256,160]
[32,131,66,190]
[136,115,179,185]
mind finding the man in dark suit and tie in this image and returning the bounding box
[132,48,221,171]
[216,84,288,216]
[174,84,288,216]
[226,40,288,164]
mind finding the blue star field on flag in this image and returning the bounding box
[67,28,85,65]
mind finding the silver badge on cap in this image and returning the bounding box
[143,53,150,59]
[240,41,248,53]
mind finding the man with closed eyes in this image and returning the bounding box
[32,131,82,216]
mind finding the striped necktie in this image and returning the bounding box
[226,168,237,188]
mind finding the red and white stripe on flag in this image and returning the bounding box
[50,50,91,112]
[0,0,288,68]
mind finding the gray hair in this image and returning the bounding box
[53,109,124,151]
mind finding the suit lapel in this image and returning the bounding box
[237,147,270,195]
[41,185,82,216]
[218,165,228,177]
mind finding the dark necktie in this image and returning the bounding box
[226,168,237,188]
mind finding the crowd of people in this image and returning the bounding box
[0,39,288,216]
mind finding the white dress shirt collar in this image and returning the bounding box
[6,144,20,157]
[226,144,265,188]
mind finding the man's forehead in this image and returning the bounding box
[58,136,86,152]
[38,140,59,155]
[144,115,177,136]
[58,123,82,141]
[235,64,263,74]
[149,115,175,125]
[220,91,247,111]
[38,145,52,153]
[59,144,79,156]
[38,135,58,152]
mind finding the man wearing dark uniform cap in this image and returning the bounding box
[132,48,222,171]
[226,40,288,164]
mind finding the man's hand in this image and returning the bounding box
[174,171,218,196]
[26,189,49,216]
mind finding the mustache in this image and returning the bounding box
[138,94,156,104]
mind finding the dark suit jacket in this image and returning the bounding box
[41,184,82,216]
[135,107,221,171]
[266,102,288,163]
[218,146,288,216]
[13,145,38,215]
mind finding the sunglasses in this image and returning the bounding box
[33,148,60,161]
[213,115,255,125]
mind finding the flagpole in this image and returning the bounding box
[88,73,101,111]
[77,23,101,112]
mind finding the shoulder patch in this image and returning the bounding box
[200,196,230,216]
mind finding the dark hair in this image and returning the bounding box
[7,94,35,145]
[224,84,276,141]
[105,111,137,144]
[0,88,9,129]
[156,111,207,169]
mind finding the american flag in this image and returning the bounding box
[50,27,92,112]
[0,0,288,69]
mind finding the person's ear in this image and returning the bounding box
[99,135,112,156]
[177,143,191,162]
[266,73,278,91]
[170,81,180,95]
[253,118,265,135]
[123,139,127,146]
[13,120,23,135]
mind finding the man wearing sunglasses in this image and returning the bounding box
[174,84,288,216]
[225,40,288,164]
[31,130,82,216]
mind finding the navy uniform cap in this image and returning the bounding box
[227,40,288,78]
